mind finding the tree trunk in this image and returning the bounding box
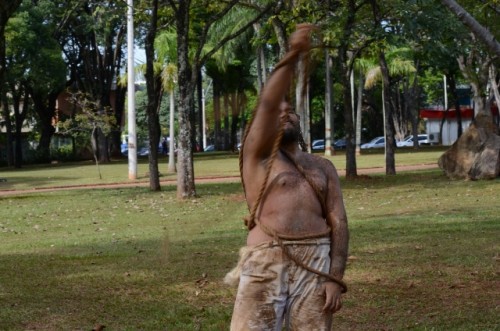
[111,85,126,158]
[448,74,463,138]
[0,3,21,167]
[175,0,196,198]
[196,68,203,152]
[168,89,176,173]
[355,67,363,156]
[96,127,110,163]
[489,64,500,127]
[340,0,358,178]
[223,93,230,149]
[457,52,490,116]
[254,22,266,92]
[296,57,310,151]
[230,92,240,151]
[12,87,28,168]
[0,3,23,166]
[1,94,14,166]
[392,81,405,141]
[145,0,161,191]
[272,17,287,58]
[379,51,396,175]
[31,91,57,162]
[408,65,421,148]
[214,81,221,150]
[341,64,357,177]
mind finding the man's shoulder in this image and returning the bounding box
[301,152,335,169]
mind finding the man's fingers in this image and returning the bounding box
[323,297,332,312]
[322,289,333,312]
[323,294,343,313]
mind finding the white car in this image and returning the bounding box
[361,136,385,149]
[311,139,325,150]
[397,134,430,147]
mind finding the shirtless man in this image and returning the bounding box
[229,25,349,330]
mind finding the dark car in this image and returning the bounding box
[334,139,347,150]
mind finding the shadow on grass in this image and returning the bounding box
[3,215,498,330]
[1,176,498,329]
[0,232,244,330]
[0,175,82,190]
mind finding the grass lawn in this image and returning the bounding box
[0,150,499,330]
[0,148,444,191]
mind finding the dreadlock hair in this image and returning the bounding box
[298,131,308,152]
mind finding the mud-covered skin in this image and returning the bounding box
[230,240,333,331]
[232,24,349,329]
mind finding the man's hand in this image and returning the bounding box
[321,281,343,313]
[288,23,317,53]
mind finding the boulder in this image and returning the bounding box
[438,112,500,180]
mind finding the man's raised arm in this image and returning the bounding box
[243,24,315,161]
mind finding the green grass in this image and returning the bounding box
[1,151,499,330]
[0,148,445,191]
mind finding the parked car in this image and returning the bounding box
[204,144,216,152]
[121,143,128,156]
[361,136,385,149]
[311,139,325,150]
[138,147,150,156]
[312,138,346,150]
[397,134,430,147]
[334,139,347,150]
[121,142,163,156]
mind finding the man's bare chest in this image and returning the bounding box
[269,158,327,196]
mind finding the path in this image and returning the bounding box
[0,163,438,197]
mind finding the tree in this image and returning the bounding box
[334,0,367,178]
[457,39,495,116]
[410,0,469,140]
[353,57,375,155]
[204,5,263,152]
[168,0,272,198]
[155,28,179,173]
[162,63,177,173]
[5,0,67,164]
[58,92,118,179]
[56,1,128,163]
[141,0,165,191]
[440,0,500,57]
[0,0,23,167]
[369,0,397,175]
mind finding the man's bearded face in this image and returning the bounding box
[279,101,300,145]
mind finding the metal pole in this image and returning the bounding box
[202,79,212,150]
[127,0,137,180]
[443,74,448,110]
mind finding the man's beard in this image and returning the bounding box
[281,124,300,145]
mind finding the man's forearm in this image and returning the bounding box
[258,50,299,111]
[329,218,349,279]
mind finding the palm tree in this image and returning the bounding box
[364,46,416,174]
[353,57,376,156]
[156,29,179,173]
[161,63,178,173]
